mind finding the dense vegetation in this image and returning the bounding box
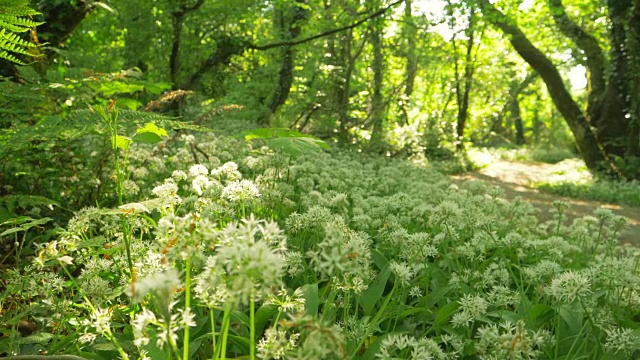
[2,0,640,359]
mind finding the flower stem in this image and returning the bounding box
[250,294,256,360]
[183,256,192,360]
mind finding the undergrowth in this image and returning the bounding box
[537,180,640,208]
[1,107,640,360]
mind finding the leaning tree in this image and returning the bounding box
[478,0,640,179]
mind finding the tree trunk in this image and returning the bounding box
[169,0,205,90]
[454,6,477,151]
[510,88,524,145]
[369,15,386,149]
[477,0,616,175]
[403,0,417,106]
[263,0,309,124]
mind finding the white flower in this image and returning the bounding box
[605,326,640,354]
[547,270,591,303]
[171,170,188,181]
[389,261,413,286]
[179,308,197,328]
[222,180,260,202]
[211,161,242,180]
[58,255,74,265]
[152,180,178,198]
[192,174,211,196]
[189,164,209,177]
[128,268,182,304]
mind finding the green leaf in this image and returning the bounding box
[255,303,278,334]
[558,303,583,335]
[115,98,142,110]
[433,301,460,330]
[114,135,132,150]
[266,137,329,157]
[0,227,24,236]
[242,128,330,157]
[301,283,319,317]
[133,122,168,144]
[77,236,107,249]
[16,332,54,345]
[360,265,391,316]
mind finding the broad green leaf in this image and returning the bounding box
[16,332,54,345]
[255,304,278,334]
[77,236,107,249]
[360,265,391,316]
[433,301,460,329]
[1,216,33,226]
[133,122,168,144]
[301,283,319,317]
[242,128,298,140]
[115,135,132,150]
[266,137,329,157]
[0,227,25,236]
[115,98,142,110]
[558,304,583,335]
[243,128,330,157]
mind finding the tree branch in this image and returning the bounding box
[249,0,403,51]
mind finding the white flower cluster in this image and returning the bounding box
[194,215,287,305]
[222,179,261,202]
[376,334,447,360]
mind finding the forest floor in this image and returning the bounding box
[450,158,640,245]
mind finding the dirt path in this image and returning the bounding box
[450,159,640,244]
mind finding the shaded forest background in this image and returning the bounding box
[2,0,640,210]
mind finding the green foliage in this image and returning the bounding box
[537,179,640,207]
[2,129,638,359]
[243,128,330,157]
[0,0,42,65]
[493,146,578,164]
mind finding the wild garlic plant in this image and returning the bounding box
[3,128,640,360]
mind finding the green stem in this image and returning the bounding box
[592,221,605,261]
[210,307,217,359]
[183,256,192,360]
[250,295,255,360]
[555,211,563,236]
[218,304,232,360]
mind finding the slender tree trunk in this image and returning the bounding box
[455,6,477,151]
[264,0,309,123]
[510,85,525,145]
[369,15,386,149]
[401,0,418,125]
[169,14,184,90]
[169,0,205,90]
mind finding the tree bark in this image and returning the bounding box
[262,0,310,124]
[399,0,418,125]
[369,15,386,149]
[478,0,615,174]
[169,0,205,90]
[454,5,478,151]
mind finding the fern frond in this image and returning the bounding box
[0,49,25,64]
[0,0,42,64]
